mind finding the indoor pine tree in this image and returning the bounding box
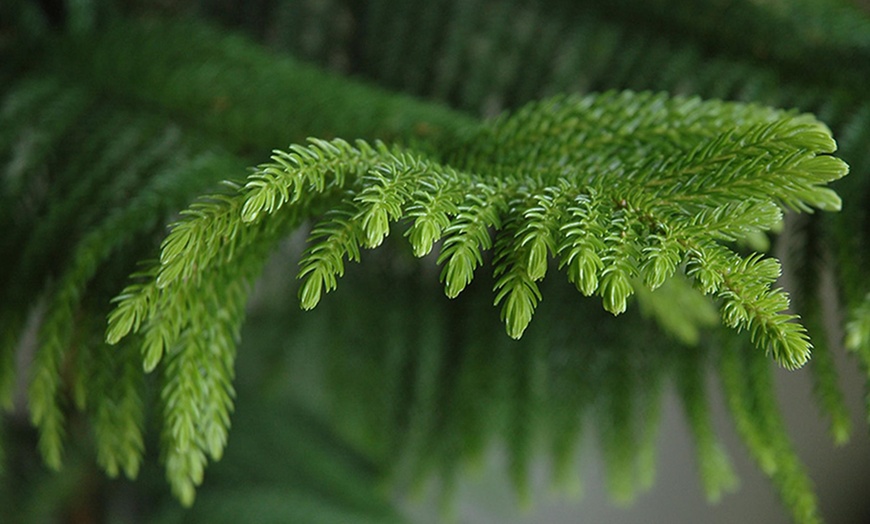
[1,1,869,523]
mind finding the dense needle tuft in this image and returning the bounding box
[3,8,863,521]
[109,91,846,385]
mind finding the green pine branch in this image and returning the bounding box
[97,89,847,504]
[3,5,865,523]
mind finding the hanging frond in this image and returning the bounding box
[2,3,868,523]
[99,88,847,505]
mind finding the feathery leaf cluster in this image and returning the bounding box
[237,0,870,376]
[102,88,845,505]
[2,2,867,522]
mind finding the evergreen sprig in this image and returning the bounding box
[102,89,846,503]
[3,4,868,522]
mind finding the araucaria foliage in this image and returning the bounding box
[101,88,847,506]
[2,1,869,523]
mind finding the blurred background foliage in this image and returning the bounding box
[2,0,870,522]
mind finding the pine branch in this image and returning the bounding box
[98,89,847,504]
[2,4,865,522]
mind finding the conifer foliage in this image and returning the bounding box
[100,87,846,509]
[2,1,869,523]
